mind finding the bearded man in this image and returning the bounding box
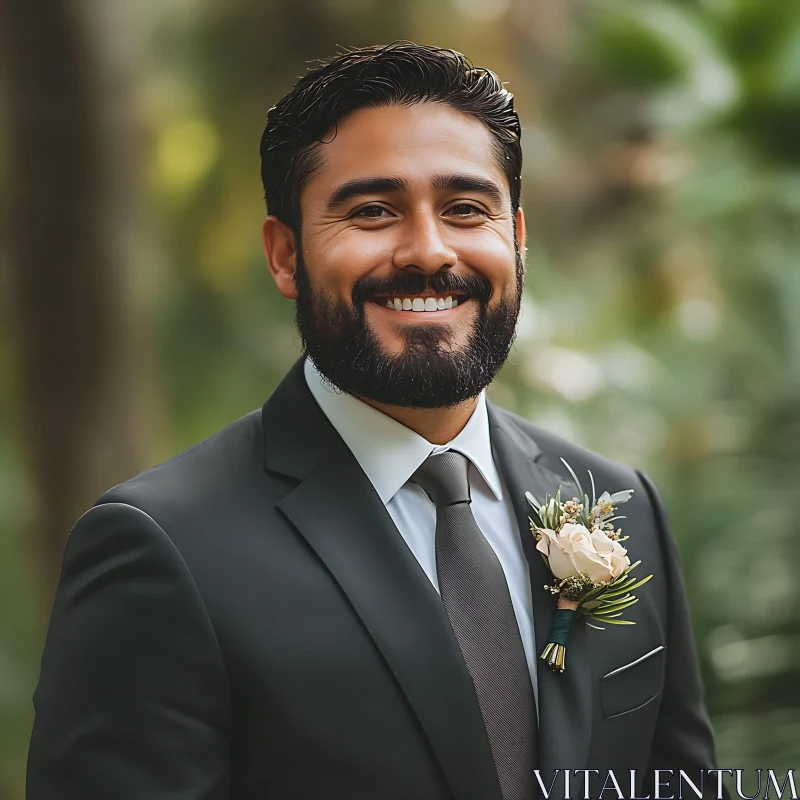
[27,42,723,800]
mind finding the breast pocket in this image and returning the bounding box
[600,645,666,718]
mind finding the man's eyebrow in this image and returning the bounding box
[325,173,505,212]
[432,174,504,205]
[326,176,408,210]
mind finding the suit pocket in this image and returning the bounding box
[600,645,666,718]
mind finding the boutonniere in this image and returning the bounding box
[526,459,653,673]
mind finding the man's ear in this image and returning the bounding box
[262,216,299,300]
[515,206,526,262]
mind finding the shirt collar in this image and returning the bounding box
[303,356,504,505]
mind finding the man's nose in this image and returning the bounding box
[391,212,458,274]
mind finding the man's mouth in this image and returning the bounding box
[369,292,470,313]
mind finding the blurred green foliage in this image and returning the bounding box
[1,0,798,796]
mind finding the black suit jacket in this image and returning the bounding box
[27,356,721,799]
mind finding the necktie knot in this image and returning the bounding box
[411,450,471,508]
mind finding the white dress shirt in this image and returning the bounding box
[303,357,539,701]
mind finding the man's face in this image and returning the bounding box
[292,102,524,408]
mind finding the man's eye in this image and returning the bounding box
[447,203,487,218]
[351,205,392,219]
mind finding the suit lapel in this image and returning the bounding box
[488,403,593,778]
[264,358,503,800]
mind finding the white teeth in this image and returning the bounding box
[381,295,461,311]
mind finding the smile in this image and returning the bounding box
[371,294,470,313]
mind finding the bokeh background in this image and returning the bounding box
[1,0,799,795]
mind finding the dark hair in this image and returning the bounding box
[259,41,522,233]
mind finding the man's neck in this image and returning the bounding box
[351,393,480,446]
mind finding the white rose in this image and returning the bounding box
[535,522,630,584]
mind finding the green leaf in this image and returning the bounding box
[526,491,541,511]
[588,470,597,509]
[598,594,636,609]
[596,598,639,614]
[621,559,643,576]
[597,593,637,607]
[581,577,628,602]
[618,575,654,594]
[608,489,635,505]
[597,595,639,609]
[582,573,636,602]
[560,458,586,502]
[593,604,635,616]
[586,617,637,626]
[596,593,634,607]
[596,581,638,599]
[579,584,613,602]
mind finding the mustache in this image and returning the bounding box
[352,271,493,307]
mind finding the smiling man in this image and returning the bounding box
[27,42,723,800]
[265,98,524,435]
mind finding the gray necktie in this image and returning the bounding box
[412,450,537,800]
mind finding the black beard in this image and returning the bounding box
[293,242,523,409]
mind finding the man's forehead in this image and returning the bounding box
[305,102,508,198]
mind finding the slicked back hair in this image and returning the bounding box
[259,41,522,234]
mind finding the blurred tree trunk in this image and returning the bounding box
[1,0,151,619]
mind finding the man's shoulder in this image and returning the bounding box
[489,403,644,494]
[97,407,266,516]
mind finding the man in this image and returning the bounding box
[27,42,722,800]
